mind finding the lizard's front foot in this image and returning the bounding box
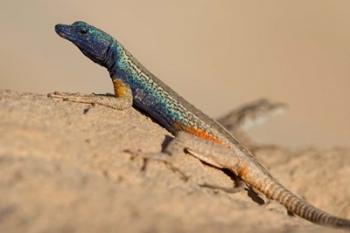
[47,91,132,110]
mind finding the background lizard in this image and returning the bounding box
[52,21,350,230]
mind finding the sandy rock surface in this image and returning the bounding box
[0,90,349,233]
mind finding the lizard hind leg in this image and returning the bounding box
[172,131,248,193]
[173,131,240,171]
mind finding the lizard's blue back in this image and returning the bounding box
[110,41,233,144]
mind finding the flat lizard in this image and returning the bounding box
[52,21,350,230]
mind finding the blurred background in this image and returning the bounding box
[1,0,349,148]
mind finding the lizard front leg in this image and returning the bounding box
[48,79,133,110]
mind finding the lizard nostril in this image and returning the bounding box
[54,24,63,33]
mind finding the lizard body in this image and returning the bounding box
[54,21,350,229]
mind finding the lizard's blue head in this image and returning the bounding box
[55,21,115,67]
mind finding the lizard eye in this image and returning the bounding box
[79,27,88,35]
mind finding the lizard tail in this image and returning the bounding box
[244,167,350,229]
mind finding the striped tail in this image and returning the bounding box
[241,163,350,229]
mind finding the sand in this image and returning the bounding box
[0,89,349,233]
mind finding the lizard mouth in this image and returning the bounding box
[55,24,74,41]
